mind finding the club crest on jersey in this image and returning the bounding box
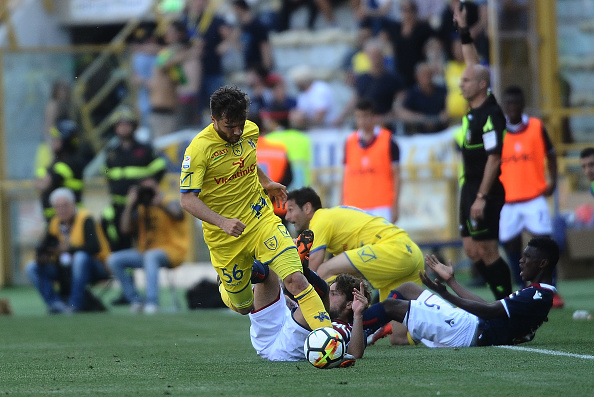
[314,311,330,322]
[357,246,377,262]
[264,236,278,251]
[232,143,243,156]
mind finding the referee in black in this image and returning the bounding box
[453,2,511,300]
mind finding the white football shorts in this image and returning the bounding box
[405,290,479,348]
[249,292,310,361]
[499,195,552,242]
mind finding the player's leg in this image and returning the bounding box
[214,251,256,315]
[258,221,332,330]
[253,267,281,311]
[314,252,364,282]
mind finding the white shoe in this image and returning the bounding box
[130,302,143,313]
[143,303,158,314]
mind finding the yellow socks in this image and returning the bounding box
[294,284,332,329]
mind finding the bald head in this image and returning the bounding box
[460,64,490,105]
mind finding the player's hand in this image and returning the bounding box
[470,198,485,221]
[420,270,447,294]
[452,0,468,29]
[263,182,288,209]
[351,282,368,315]
[221,218,246,237]
[424,254,455,282]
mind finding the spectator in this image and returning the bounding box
[231,0,274,72]
[256,116,293,223]
[265,73,297,115]
[44,80,71,144]
[396,62,448,134]
[107,178,189,314]
[183,0,229,125]
[353,0,400,35]
[130,24,160,128]
[383,0,436,88]
[149,21,190,139]
[276,0,319,32]
[35,119,86,222]
[580,147,594,198]
[177,39,202,129]
[498,86,559,295]
[245,66,274,121]
[26,188,110,313]
[444,35,467,123]
[342,22,374,85]
[289,65,338,129]
[343,99,400,223]
[337,39,404,128]
[102,106,167,253]
[260,102,312,191]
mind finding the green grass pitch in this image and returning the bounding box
[1,277,593,396]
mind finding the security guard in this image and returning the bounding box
[102,106,166,252]
[35,119,85,222]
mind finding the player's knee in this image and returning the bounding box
[282,271,308,295]
[236,305,253,315]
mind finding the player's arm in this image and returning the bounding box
[347,282,368,359]
[307,248,326,273]
[422,255,506,319]
[257,165,287,208]
[453,2,480,67]
[543,126,558,196]
[180,192,245,237]
[472,153,501,219]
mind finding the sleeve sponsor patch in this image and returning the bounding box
[483,130,497,151]
[182,155,191,170]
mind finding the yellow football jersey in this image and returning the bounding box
[181,120,274,243]
[309,206,405,256]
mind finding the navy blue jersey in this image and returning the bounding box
[477,283,556,346]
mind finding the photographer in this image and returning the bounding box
[26,188,111,313]
[107,178,189,314]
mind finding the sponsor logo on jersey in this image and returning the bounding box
[533,290,543,300]
[180,171,193,187]
[251,197,268,219]
[277,224,290,238]
[214,163,257,185]
[182,155,191,169]
[211,149,228,162]
[357,246,377,262]
[445,318,455,327]
[314,311,330,322]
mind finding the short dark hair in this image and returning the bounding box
[287,187,322,211]
[580,147,594,159]
[355,98,375,113]
[503,85,525,101]
[527,237,559,269]
[330,274,372,322]
[210,86,250,123]
[233,0,250,11]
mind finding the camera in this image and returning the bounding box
[137,186,155,205]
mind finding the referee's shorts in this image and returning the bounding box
[459,180,505,241]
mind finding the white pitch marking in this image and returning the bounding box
[497,345,594,360]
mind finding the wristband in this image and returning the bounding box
[459,27,473,44]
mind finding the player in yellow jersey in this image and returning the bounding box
[285,186,425,345]
[180,86,331,332]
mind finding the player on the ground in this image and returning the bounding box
[362,237,559,347]
[285,186,424,345]
[179,86,331,331]
[249,258,370,366]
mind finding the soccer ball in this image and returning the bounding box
[303,327,345,369]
